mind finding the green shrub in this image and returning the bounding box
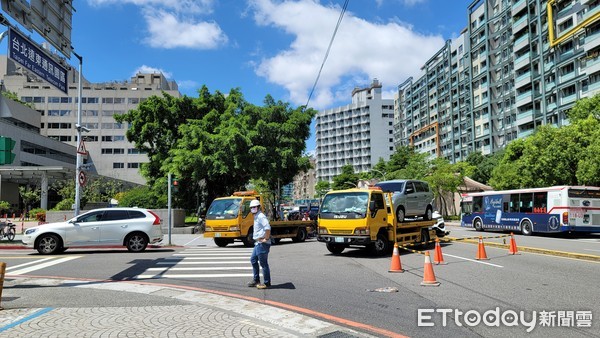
[29,208,46,221]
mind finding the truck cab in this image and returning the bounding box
[204,191,258,247]
[317,187,436,255]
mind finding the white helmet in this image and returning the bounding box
[249,199,261,208]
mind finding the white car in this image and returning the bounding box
[22,207,163,255]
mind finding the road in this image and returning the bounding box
[1,230,599,337]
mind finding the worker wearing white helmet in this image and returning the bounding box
[247,198,272,289]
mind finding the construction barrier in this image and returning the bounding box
[0,262,6,310]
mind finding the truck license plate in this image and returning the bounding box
[335,237,344,243]
[215,233,221,237]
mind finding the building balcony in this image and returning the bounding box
[559,71,576,83]
[561,93,577,105]
[517,109,533,125]
[513,15,528,33]
[514,35,529,51]
[516,90,532,106]
[515,71,531,88]
[512,0,526,13]
[514,52,530,69]
[518,128,535,138]
[585,56,600,75]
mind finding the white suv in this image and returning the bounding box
[375,179,434,222]
[22,208,163,254]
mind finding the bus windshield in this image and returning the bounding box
[206,198,242,220]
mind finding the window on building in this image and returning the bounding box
[113,163,125,169]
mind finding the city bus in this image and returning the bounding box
[460,186,600,235]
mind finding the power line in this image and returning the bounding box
[304,0,349,110]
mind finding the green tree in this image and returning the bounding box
[331,164,360,190]
[567,94,600,122]
[118,186,167,209]
[314,180,330,200]
[18,185,41,214]
[427,158,474,215]
[465,150,503,185]
[0,200,10,214]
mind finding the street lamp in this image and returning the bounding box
[72,50,83,216]
[371,169,386,181]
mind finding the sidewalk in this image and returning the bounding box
[0,235,384,338]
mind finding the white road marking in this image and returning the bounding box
[137,273,256,279]
[7,256,82,275]
[147,267,252,271]
[5,257,55,271]
[443,253,504,267]
[172,253,253,256]
[157,260,248,265]
[584,248,600,252]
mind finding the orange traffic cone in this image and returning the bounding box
[508,232,519,255]
[476,236,489,260]
[420,252,440,286]
[389,243,404,273]
[433,238,446,265]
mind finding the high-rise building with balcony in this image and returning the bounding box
[316,79,395,182]
[396,0,600,162]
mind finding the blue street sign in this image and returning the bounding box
[7,27,68,94]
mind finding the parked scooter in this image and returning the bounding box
[431,211,449,237]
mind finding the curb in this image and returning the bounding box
[446,236,600,262]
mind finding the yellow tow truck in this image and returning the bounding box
[317,187,437,255]
[204,191,315,247]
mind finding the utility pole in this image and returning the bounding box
[73,51,83,216]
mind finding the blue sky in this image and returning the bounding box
[1,0,473,152]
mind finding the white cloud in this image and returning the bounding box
[87,0,215,14]
[133,65,172,79]
[142,9,228,49]
[87,0,227,49]
[248,0,444,109]
[177,80,200,90]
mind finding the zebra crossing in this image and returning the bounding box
[135,247,259,280]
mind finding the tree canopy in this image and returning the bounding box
[115,86,315,210]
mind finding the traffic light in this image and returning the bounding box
[171,177,179,193]
[0,136,16,165]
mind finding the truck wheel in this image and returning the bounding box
[292,228,307,242]
[242,227,255,247]
[326,243,345,255]
[419,229,431,249]
[396,207,405,223]
[521,220,533,236]
[371,233,391,256]
[214,238,229,247]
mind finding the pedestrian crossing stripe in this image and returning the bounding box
[136,273,258,279]
[7,256,82,275]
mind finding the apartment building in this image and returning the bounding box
[396,0,600,162]
[292,156,316,201]
[315,79,395,182]
[0,55,181,185]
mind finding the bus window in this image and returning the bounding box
[520,193,533,213]
[461,200,473,214]
[510,194,520,212]
[533,192,547,213]
[473,196,483,212]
